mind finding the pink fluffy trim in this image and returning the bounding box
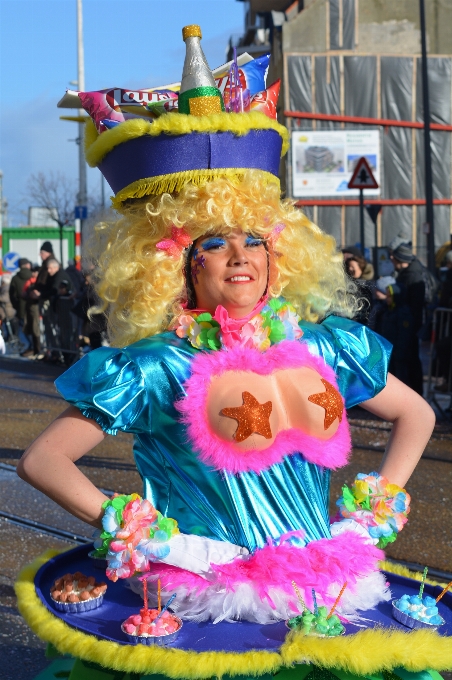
[146,531,383,610]
[177,340,351,474]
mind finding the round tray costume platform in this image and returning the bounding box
[15,546,452,680]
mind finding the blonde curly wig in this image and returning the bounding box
[89,171,358,347]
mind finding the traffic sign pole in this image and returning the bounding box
[348,156,379,263]
[75,218,82,269]
[359,189,365,254]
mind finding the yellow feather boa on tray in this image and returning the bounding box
[15,550,452,678]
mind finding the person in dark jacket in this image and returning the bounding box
[41,258,72,305]
[10,258,34,356]
[65,259,85,298]
[391,244,425,395]
[10,259,33,320]
[439,251,452,308]
[374,280,417,389]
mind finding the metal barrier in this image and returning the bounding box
[426,307,452,415]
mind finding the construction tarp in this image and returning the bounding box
[285,51,452,258]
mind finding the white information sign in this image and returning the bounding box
[291,129,381,197]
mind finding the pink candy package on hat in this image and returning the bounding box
[79,54,273,133]
[78,88,178,133]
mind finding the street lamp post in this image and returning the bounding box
[419,0,436,272]
[76,0,87,267]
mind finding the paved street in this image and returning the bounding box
[0,354,451,679]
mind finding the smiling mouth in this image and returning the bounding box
[226,276,254,282]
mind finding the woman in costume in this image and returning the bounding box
[18,26,435,627]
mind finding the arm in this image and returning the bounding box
[359,373,435,487]
[17,406,109,528]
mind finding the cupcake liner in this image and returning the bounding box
[50,592,104,614]
[121,617,183,646]
[392,601,444,630]
[87,550,108,570]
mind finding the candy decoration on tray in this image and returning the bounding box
[392,567,445,630]
[336,472,410,548]
[286,584,346,637]
[121,577,182,646]
[50,571,107,613]
[93,493,179,581]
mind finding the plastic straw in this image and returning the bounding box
[142,578,148,613]
[291,580,307,611]
[154,593,177,624]
[157,578,162,613]
[419,567,428,598]
[312,589,318,615]
[327,582,347,619]
[435,580,452,603]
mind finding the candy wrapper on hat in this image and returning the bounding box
[61,25,288,212]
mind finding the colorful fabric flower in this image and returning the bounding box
[95,494,179,582]
[336,472,410,549]
[173,297,303,352]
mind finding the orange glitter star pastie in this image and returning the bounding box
[307,379,343,430]
[221,391,273,442]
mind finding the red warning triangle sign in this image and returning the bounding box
[348,156,379,190]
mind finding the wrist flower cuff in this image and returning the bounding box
[336,472,410,549]
[93,493,179,581]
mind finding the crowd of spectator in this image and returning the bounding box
[0,241,106,364]
[344,236,452,400]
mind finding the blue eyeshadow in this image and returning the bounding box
[201,237,226,250]
[245,236,264,246]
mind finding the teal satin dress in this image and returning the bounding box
[55,315,391,554]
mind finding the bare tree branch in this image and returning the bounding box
[27,172,77,228]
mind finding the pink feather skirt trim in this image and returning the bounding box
[129,531,390,624]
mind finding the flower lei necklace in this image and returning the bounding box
[174,297,303,351]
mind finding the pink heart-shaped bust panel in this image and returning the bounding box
[177,340,351,475]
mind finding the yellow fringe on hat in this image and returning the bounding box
[110,168,280,211]
[14,549,452,677]
[85,111,289,168]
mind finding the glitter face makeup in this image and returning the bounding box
[190,229,268,318]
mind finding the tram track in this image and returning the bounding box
[0,463,112,544]
[0,511,90,545]
[1,367,451,451]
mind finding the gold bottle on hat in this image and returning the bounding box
[178,25,225,116]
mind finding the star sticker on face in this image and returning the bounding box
[221,391,273,442]
[307,379,343,430]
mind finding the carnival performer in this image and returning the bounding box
[18,26,434,627]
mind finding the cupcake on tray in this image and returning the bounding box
[287,606,345,637]
[392,567,447,630]
[121,579,182,646]
[50,572,107,613]
[286,584,346,637]
[392,594,444,629]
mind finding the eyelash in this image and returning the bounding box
[245,236,264,247]
[200,236,264,251]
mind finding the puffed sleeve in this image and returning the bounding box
[300,316,392,408]
[55,347,151,435]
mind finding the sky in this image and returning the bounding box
[0,0,244,225]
